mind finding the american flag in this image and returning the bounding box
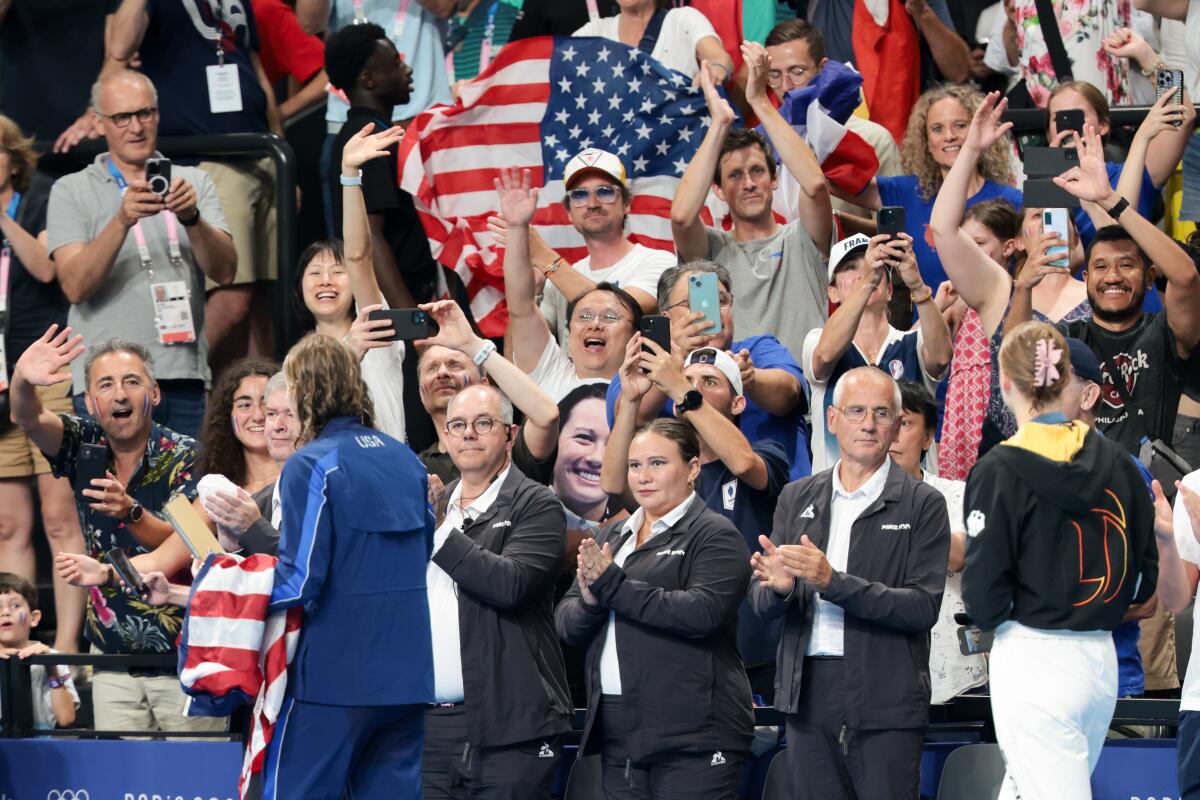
[178,553,302,800]
[398,36,732,337]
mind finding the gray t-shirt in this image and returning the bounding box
[47,154,229,393]
[704,220,828,360]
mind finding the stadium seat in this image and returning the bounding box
[563,754,604,800]
[935,743,1005,800]
[761,749,791,800]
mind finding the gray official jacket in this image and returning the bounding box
[749,461,950,731]
[241,482,280,556]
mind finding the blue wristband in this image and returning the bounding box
[339,171,363,187]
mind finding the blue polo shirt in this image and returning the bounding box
[694,439,790,667]
[605,334,812,479]
[876,174,1023,295]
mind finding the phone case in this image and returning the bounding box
[74,445,109,503]
[877,206,906,237]
[687,274,722,335]
[1042,209,1070,267]
[367,309,432,341]
[639,315,671,354]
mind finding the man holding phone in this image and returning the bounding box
[9,326,225,734]
[47,70,236,438]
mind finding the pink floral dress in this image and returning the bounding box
[939,309,991,482]
[1014,0,1132,107]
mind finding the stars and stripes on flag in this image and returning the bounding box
[178,552,301,800]
[771,60,880,197]
[398,36,732,337]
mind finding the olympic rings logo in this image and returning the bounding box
[47,791,90,800]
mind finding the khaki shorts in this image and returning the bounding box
[199,156,278,288]
[91,664,228,736]
[0,382,73,478]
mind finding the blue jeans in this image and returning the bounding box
[73,379,207,440]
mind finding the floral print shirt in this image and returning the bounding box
[1014,0,1131,107]
[48,414,199,654]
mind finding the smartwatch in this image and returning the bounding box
[677,390,703,414]
[127,501,144,524]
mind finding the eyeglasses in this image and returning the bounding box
[446,417,502,437]
[98,106,157,128]
[573,309,627,327]
[567,185,620,207]
[662,293,733,313]
[836,404,897,425]
[765,66,813,87]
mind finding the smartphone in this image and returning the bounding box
[1023,177,1081,209]
[1023,146,1079,177]
[1042,208,1070,268]
[1054,108,1085,138]
[639,315,671,361]
[957,624,994,656]
[1157,68,1185,126]
[145,157,172,197]
[367,308,432,341]
[74,443,109,504]
[877,206,906,240]
[107,548,149,599]
[687,273,722,335]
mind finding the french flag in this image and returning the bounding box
[767,60,881,197]
[852,0,920,144]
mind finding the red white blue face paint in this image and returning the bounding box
[462,373,472,388]
[231,414,239,435]
[16,610,26,626]
[143,395,151,419]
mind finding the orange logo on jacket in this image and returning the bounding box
[1070,489,1129,607]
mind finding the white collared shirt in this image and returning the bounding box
[427,465,511,703]
[806,458,891,657]
[599,492,696,695]
[270,480,282,529]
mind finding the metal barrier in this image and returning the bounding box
[34,133,301,357]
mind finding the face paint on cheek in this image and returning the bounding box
[231,414,239,435]
[16,610,26,626]
[462,374,472,388]
[143,395,151,418]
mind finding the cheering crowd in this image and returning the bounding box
[3,0,1200,799]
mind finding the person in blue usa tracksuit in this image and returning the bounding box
[261,333,435,800]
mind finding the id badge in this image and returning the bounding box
[151,281,197,345]
[206,63,244,113]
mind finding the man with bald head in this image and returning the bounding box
[47,70,236,437]
[749,367,950,799]
[421,382,571,799]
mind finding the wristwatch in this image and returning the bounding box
[177,208,201,227]
[1105,196,1130,219]
[127,501,144,524]
[677,389,703,414]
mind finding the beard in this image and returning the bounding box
[1088,281,1147,326]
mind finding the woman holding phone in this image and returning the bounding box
[555,419,753,799]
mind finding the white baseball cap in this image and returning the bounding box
[684,347,743,398]
[827,233,871,282]
[563,148,628,189]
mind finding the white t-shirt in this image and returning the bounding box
[427,465,510,703]
[1173,468,1200,712]
[526,336,608,403]
[924,472,988,703]
[31,657,80,730]
[540,243,677,343]
[1186,0,1200,98]
[802,325,941,474]
[573,7,718,79]
[355,301,407,442]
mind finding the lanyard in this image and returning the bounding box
[585,0,599,23]
[206,0,227,65]
[106,158,182,274]
[0,192,18,306]
[353,0,410,40]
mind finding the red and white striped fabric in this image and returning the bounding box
[179,553,301,800]
[397,36,734,337]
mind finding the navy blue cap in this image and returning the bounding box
[1066,338,1102,385]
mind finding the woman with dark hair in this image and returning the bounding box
[962,321,1157,798]
[555,418,753,799]
[836,83,1022,291]
[0,113,86,654]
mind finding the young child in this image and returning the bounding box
[0,572,78,729]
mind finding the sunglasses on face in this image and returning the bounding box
[567,185,620,207]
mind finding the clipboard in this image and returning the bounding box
[162,494,226,560]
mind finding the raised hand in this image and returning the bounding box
[1134,89,1188,144]
[751,534,795,595]
[163,177,198,221]
[862,233,902,283]
[1101,27,1156,67]
[640,338,690,402]
[53,110,103,154]
[203,488,262,534]
[55,552,109,587]
[414,299,483,355]
[740,41,771,107]
[731,348,756,394]
[341,122,405,173]
[671,309,716,353]
[619,335,654,402]
[15,325,84,387]
[888,233,924,292]
[1053,124,1116,204]
[494,167,539,227]
[699,59,736,128]
[345,305,396,362]
[963,91,1013,154]
[82,472,135,519]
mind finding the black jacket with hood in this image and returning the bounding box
[962,421,1158,633]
